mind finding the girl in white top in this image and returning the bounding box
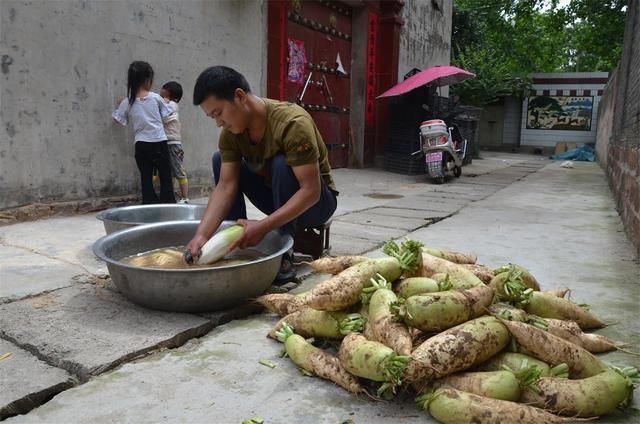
[112,61,176,204]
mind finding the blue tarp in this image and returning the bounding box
[550,144,596,162]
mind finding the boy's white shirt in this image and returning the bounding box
[112,92,173,143]
[163,100,182,144]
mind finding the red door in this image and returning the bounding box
[268,0,352,169]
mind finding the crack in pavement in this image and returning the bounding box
[0,241,95,276]
[328,161,546,253]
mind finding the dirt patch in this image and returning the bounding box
[30,293,58,310]
[0,196,139,226]
[75,274,111,288]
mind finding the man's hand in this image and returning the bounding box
[185,234,210,263]
[231,219,270,250]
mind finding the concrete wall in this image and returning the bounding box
[502,96,522,146]
[600,0,640,257]
[595,68,618,166]
[478,104,504,147]
[520,72,608,148]
[398,0,452,96]
[0,0,266,210]
[476,96,521,148]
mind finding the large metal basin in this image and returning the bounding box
[93,221,293,312]
[96,204,206,234]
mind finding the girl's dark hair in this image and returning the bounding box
[193,66,251,105]
[162,81,183,102]
[127,61,154,105]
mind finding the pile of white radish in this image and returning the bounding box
[256,239,638,423]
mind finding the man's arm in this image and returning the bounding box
[234,162,321,249]
[186,161,240,259]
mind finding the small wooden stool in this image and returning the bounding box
[293,219,332,259]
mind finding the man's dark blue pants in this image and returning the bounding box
[212,152,337,237]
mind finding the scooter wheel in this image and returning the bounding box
[454,166,462,178]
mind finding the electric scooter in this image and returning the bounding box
[412,118,467,184]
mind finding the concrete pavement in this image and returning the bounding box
[1,152,638,422]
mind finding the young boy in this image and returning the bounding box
[159,81,190,203]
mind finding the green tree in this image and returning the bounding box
[564,0,627,71]
[452,46,531,106]
[450,0,626,106]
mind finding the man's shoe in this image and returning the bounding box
[178,198,190,204]
[273,251,296,284]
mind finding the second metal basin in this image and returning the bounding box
[96,204,207,234]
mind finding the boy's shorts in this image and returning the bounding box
[167,143,187,180]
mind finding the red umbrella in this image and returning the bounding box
[377,65,475,98]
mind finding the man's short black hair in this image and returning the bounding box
[162,81,183,102]
[193,66,252,105]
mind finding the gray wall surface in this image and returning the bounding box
[1,0,266,209]
[595,68,617,166]
[478,104,504,147]
[348,6,368,169]
[502,96,522,146]
[398,0,452,96]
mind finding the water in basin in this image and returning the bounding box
[123,246,264,269]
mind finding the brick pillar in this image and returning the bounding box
[267,0,287,100]
[373,1,405,162]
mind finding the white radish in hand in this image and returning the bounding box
[196,224,244,265]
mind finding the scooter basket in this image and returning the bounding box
[420,120,448,138]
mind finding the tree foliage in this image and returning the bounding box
[450,0,627,106]
[564,0,628,71]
